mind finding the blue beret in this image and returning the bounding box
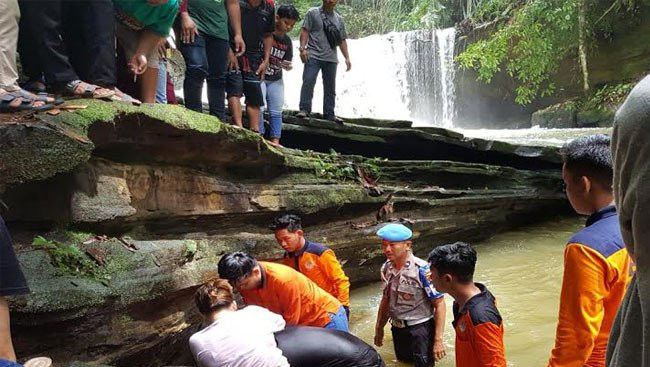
[376,223,412,241]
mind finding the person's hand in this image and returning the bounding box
[300,49,309,64]
[233,34,246,57]
[157,40,167,59]
[373,327,384,347]
[227,49,239,71]
[256,60,269,81]
[129,53,148,75]
[147,0,168,6]
[180,12,198,44]
[345,58,351,71]
[433,339,446,361]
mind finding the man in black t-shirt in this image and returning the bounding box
[226,0,275,133]
[0,215,30,365]
[258,5,299,146]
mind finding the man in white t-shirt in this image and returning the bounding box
[189,279,289,367]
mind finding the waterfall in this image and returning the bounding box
[281,27,457,127]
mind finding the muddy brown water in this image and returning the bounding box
[347,216,584,367]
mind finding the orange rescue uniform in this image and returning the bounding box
[453,283,507,367]
[548,206,632,367]
[282,240,350,306]
[239,261,342,327]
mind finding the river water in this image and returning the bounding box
[347,216,584,367]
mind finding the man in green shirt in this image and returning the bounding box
[177,0,245,120]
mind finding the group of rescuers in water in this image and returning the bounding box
[189,133,631,367]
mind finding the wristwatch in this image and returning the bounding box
[299,46,307,51]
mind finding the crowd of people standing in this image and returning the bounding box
[0,0,352,147]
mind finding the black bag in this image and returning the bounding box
[320,10,342,49]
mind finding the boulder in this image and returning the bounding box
[531,103,577,129]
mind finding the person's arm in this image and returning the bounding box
[178,7,198,43]
[431,296,447,361]
[0,297,16,361]
[225,0,245,56]
[130,31,164,75]
[256,33,273,79]
[280,280,303,326]
[299,28,309,64]
[319,249,350,306]
[474,322,507,367]
[339,39,351,71]
[374,293,390,347]
[547,243,609,367]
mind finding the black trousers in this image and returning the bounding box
[391,319,434,367]
[18,0,115,87]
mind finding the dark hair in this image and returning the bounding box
[195,279,235,315]
[217,252,257,282]
[269,213,302,232]
[561,134,613,191]
[277,4,300,20]
[427,242,477,283]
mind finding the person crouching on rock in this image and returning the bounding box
[218,251,349,331]
[189,278,290,367]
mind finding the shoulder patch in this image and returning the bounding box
[568,215,625,258]
[304,241,328,256]
[467,295,502,327]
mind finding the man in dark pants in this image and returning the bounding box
[297,0,351,123]
[374,223,447,367]
[176,0,245,119]
[17,0,118,100]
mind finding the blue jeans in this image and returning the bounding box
[259,79,284,139]
[324,305,349,332]
[155,60,167,104]
[178,32,229,120]
[0,359,22,367]
[299,58,338,119]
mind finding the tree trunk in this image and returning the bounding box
[578,0,590,94]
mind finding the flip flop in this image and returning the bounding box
[0,89,54,113]
[63,80,115,100]
[23,357,52,367]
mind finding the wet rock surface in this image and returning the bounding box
[0,102,568,365]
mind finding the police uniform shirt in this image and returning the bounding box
[381,253,443,322]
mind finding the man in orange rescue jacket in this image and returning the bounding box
[217,251,349,332]
[427,242,506,367]
[547,134,632,367]
[271,213,351,317]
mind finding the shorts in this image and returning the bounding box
[226,70,264,107]
[116,22,160,69]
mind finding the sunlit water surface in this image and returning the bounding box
[348,216,583,367]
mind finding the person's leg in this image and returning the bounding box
[204,36,229,120]
[17,1,44,89]
[81,0,116,88]
[266,79,285,144]
[226,70,244,127]
[242,71,263,132]
[0,0,20,91]
[298,57,321,114]
[139,67,158,103]
[20,0,78,87]
[0,298,16,363]
[321,61,338,119]
[258,81,267,136]
[178,32,208,112]
[409,320,435,367]
[323,306,349,332]
[155,60,167,103]
[391,326,414,363]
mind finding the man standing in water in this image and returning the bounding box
[296,0,351,124]
[373,223,447,367]
[547,135,632,367]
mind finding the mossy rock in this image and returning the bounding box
[531,103,577,129]
[576,108,616,128]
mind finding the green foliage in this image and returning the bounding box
[581,82,635,110]
[313,150,381,183]
[457,0,643,104]
[32,236,110,283]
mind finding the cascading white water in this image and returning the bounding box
[282,27,457,127]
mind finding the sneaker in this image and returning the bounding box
[327,116,344,125]
[296,111,309,118]
[23,357,52,367]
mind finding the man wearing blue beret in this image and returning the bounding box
[373,223,447,367]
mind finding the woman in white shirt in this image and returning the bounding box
[189,279,289,367]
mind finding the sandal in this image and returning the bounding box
[63,80,115,100]
[15,89,63,106]
[0,89,54,113]
[22,79,47,94]
[23,357,52,367]
[110,88,141,106]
